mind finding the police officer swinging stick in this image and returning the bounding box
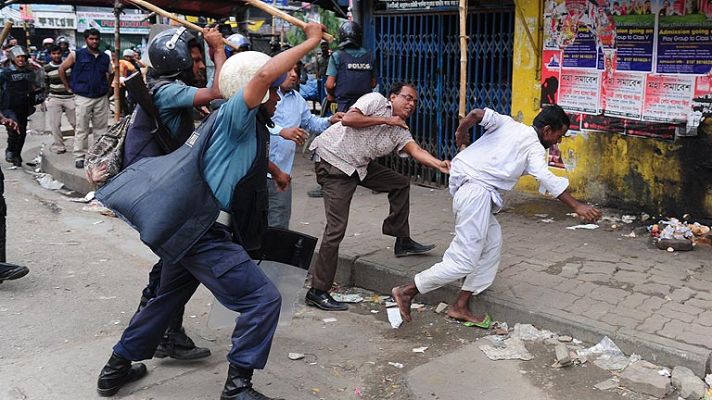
[93,0,330,396]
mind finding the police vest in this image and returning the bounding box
[334,49,373,111]
[96,104,270,264]
[70,48,110,98]
[0,67,34,109]
[122,80,195,168]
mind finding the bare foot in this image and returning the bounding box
[447,305,487,324]
[391,286,414,323]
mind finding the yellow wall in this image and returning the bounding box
[510,0,712,216]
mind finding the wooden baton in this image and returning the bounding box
[241,0,334,43]
[0,20,14,47]
[124,0,242,51]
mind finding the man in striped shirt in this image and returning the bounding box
[44,45,76,154]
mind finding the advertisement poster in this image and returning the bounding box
[563,24,600,68]
[76,12,151,35]
[603,71,646,119]
[540,0,712,140]
[614,14,655,71]
[656,6,712,74]
[541,50,563,105]
[558,68,602,114]
[641,74,695,122]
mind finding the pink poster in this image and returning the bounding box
[603,71,646,119]
[641,74,695,123]
[557,68,602,114]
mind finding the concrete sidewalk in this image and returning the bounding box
[36,136,712,376]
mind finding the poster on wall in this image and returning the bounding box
[656,3,712,74]
[641,74,695,122]
[603,71,646,119]
[558,68,602,114]
[541,0,712,141]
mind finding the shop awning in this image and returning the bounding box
[0,0,348,19]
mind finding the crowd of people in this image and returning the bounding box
[0,16,603,400]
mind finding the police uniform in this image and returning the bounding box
[0,64,35,166]
[327,46,375,112]
[97,89,278,375]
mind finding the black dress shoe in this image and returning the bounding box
[97,352,147,397]
[154,327,211,360]
[305,288,348,311]
[394,237,436,258]
[0,262,29,283]
[75,159,84,169]
[11,156,21,167]
[221,364,280,400]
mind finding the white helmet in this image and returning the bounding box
[219,51,271,101]
[42,37,54,45]
[123,48,135,57]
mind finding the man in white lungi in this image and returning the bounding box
[392,104,602,326]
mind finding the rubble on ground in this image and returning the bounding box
[649,217,712,251]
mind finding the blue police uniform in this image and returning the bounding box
[97,90,279,368]
[327,47,375,112]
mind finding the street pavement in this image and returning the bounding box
[2,125,710,398]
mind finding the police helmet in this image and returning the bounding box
[338,21,362,49]
[9,45,28,61]
[148,27,196,76]
[225,33,251,58]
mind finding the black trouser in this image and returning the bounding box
[137,260,184,332]
[3,108,29,159]
[0,167,6,263]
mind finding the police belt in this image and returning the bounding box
[216,210,232,226]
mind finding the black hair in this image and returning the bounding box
[388,82,417,97]
[84,28,101,39]
[533,104,570,131]
[49,45,61,53]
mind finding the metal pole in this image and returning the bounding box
[458,0,468,121]
[113,0,121,122]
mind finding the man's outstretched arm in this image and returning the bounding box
[557,191,602,222]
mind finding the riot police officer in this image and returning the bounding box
[1,46,37,167]
[325,21,377,112]
[121,25,227,362]
[0,114,29,284]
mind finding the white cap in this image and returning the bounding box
[219,51,271,101]
[123,49,135,57]
[42,37,54,45]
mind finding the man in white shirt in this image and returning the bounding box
[392,104,602,326]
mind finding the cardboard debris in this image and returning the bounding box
[412,346,428,353]
[435,303,448,314]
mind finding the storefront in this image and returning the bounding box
[76,7,150,52]
[362,1,515,186]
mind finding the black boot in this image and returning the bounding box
[221,365,279,400]
[97,352,147,397]
[0,262,29,283]
[154,327,211,360]
[394,237,436,257]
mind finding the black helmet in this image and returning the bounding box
[338,21,362,49]
[148,27,195,76]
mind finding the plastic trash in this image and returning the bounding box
[510,323,555,341]
[577,336,624,358]
[331,293,364,303]
[387,307,403,329]
[566,224,599,230]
